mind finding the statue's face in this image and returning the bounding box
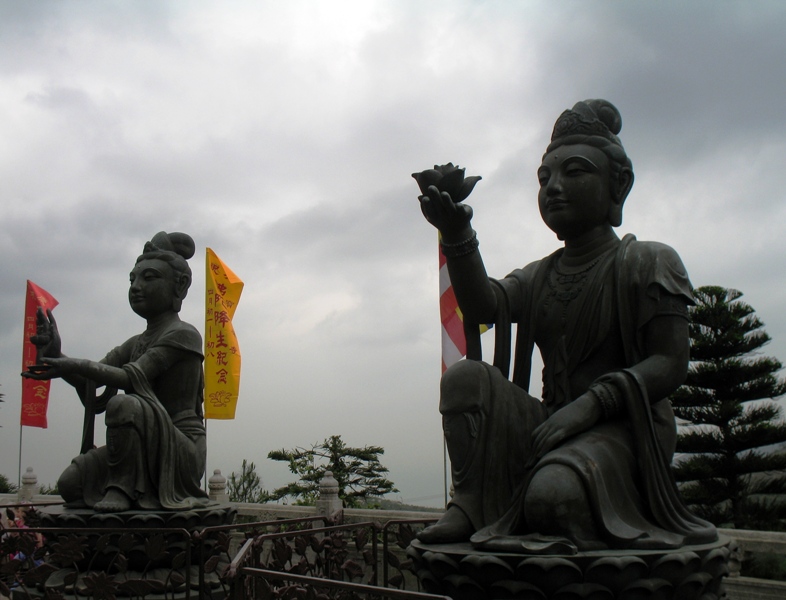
[537,144,614,241]
[129,258,176,319]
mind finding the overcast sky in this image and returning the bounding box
[2,1,786,507]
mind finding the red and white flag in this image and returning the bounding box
[439,244,466,372]
[21,280,58,428]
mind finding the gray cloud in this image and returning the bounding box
[2,1,785,505]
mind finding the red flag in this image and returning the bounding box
[21,280,58,428]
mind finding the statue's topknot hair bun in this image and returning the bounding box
[147,231,195,260]
[583,99,622,136]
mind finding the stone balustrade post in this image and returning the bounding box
[19,466,38,501]
[315,470,342,517]
[208,469,229,504]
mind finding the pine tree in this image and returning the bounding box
[227,459,269,504]
[672,286,786,530]
[267,435,398,508]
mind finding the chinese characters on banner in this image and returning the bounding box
[21,280,58,428]
[204,248,244,419]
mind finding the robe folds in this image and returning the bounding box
[64,319,210,510]
[448,234,716,551]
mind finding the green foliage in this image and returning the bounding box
[743,552,786,581]
[0,473,17,494]
[39,482,59,495]
[672,286,786,530]
[267,435,398,508]
[227,459,270,504]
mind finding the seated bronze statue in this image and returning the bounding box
[24,232,210,513]
[414,100,716,553]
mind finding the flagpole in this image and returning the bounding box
[443,436,448,508]
[203,420,208,492]
[18,424,23,489]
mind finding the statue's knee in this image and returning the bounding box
[440,360,490,414]
[58,464,82,503]
[105,394,142,427]
[525,465,586,521]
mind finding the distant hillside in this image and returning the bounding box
[356,498,444,513]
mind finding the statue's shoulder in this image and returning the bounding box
[619,235,692,299]
[157,320,203,355]
[622,235,684,261]
[620,235,688,274]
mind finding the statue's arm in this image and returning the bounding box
[627,313,690,402]
[26,356,131,391]
[419,185,498,322]
[445,248,498,324]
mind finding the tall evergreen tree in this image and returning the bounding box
[227,459,269,504]
[671,286,786,530]
[268,435,398,508]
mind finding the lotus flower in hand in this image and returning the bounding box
[412,163,481,202]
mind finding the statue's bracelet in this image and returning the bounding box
[441,232,479,258]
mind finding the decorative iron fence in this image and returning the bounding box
[0,505,438,599]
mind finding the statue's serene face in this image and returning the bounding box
[537,144,614,241]
[129,258,176,319]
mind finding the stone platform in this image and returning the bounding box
[38,503,236,530]
[408,536,732,600]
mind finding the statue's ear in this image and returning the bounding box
[609,167,634,227]
[172,274,191,312]
[174,274,192,300]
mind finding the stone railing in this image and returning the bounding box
[717,528,786,600]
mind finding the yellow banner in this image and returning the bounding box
[204,248,244,419]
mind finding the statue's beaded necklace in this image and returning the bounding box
[545,254,605,325]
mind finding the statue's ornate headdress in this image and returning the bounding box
[550,99,624,148]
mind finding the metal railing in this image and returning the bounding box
[0,502,437,599]
[8,497,786,599]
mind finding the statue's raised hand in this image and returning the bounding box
[419,185,474,239]
[30,307,62,360]
[413,164,481,242]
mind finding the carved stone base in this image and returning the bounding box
[9,504,237,599]
[38,503,236,530]
[408,535,732,600]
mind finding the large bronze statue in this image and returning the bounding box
[24,232,210,513]
[414,100,717,553]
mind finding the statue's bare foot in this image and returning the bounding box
[94,488,131,513]
[418,507,473,544]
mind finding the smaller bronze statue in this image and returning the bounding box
[24,232,210,513]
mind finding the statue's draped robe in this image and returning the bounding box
[67,319,210,510]
[449,234,716,551]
